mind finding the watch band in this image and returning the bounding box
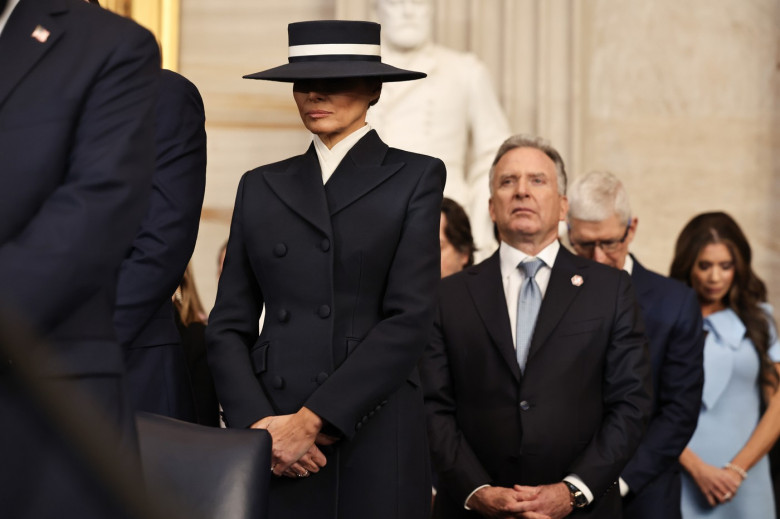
[564,481,588,509]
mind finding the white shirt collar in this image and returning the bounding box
[313,124,372,184]
[499,239,560,276]
[0,0,21,36]
[622,253,634,275]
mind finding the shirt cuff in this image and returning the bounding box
[464,484,491,510]
[618,477,630,497]
[563,474,594,504]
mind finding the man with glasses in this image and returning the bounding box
[568,170,705,519]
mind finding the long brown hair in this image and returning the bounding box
[173,264,207,327]
[670,212,778,392]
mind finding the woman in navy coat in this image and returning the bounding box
[206,20,445,519]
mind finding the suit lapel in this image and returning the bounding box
[629,255,653,313]
[324,130,403,216]
[466,253,521,382]
[526,246,587,363]
[0,0,67,109]
[262,144,332,236]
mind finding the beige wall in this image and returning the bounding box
[181,0,780,317]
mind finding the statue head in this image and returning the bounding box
[375,0,434,51]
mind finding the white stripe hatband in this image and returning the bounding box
[289,43,381,58]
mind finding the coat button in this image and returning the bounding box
[272,376,285,389]
[277,309,289,323]
[355,422,363,431]
[273,243,287,257]
[519,400,530,411]
[318,305,331,318]
[316,372,328,385]
[320,238,330,252]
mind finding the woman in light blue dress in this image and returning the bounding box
[670,212,780,518]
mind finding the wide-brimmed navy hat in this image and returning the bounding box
[244,20,426,83]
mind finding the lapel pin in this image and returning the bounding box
[571,275,583,287]
[31,25,50,43]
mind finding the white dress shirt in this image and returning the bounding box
[0,0,21,36]
[312,123,372,184]
[465,239,595,509]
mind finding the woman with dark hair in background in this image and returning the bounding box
[670,211,780,518]
[439,197,476,278]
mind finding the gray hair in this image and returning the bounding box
[567,170,632,223]
[488,135,567,196]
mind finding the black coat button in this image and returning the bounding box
[318,305,331,318]
[272,376,285,389]
[320,238,330,252]
[277,309,289,323]
[316,372,328,385]
[520,400,530,411]
[273,243,287,257]
[355,422,362,430]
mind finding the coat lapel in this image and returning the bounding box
[466,253,521,382]
[526,246,587,363]
[324,130,403,216]
[629,255,654,314]
[0,0,67,109]
[262,144,332,236]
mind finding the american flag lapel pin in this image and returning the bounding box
[571,275,584,287]
[31,25,50,43]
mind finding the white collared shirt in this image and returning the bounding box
[0,0,21,36]
[622,253,634,276]
[312,123,372,184]
[499,240,559,348]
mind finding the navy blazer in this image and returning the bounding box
[0,0,159,377]
[422,246,653,519]
[621,257,704,519]
[207,130,445,519]
[114,70,207,419]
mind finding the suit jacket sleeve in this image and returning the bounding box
[0,23,160,333]
[621,286,704,493]
[206,175,276,428]
[113,70,207,347]
[569,271,654,498]
[421,295,494,505]
[304,158,446,439]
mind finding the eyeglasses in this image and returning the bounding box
[568,220,631,255]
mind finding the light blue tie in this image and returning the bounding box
[516,258,544,373]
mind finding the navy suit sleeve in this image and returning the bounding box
[113,70,207,348]
[0,22,160,333]
[621,286,704,493]
[570,271,654,497]
[304,158,446,438]
[421,293,493,506]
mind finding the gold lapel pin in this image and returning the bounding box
[31,25,50,43]
[571,275,583,287]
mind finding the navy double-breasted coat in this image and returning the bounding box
[207,130,445,519]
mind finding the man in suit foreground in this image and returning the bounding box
[114,69,207,422]
[567,171,704,519]
[0,0,159,514]
[422,135,653,518]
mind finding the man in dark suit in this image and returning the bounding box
[114,69,207,422]
[567,171,704,519]
[422,135,653,518]
[0,0,159,511]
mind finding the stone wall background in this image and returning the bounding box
[180,0,780,318]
